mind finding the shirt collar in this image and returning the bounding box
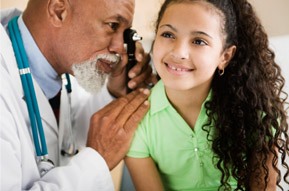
[150,80,170,115]
[150,80,212,115]
[18,15,62,99]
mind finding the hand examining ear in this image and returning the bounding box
[126,42,156,90]
[87,88,150,170]
[107,42,158,98]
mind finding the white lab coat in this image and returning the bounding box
[0,8,115,190]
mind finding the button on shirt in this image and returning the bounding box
[127,80,237,191]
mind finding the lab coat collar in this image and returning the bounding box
[33,78,59,134]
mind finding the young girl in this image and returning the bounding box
[125,0,289,190]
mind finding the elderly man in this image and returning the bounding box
[0,0,154,190]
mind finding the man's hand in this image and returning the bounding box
[87,88,150,170]
[107,42,157,98]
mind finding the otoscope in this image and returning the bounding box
[123,28,142,94]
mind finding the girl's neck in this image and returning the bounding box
[165,83,211,129]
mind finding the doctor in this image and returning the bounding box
[0,0,154,190]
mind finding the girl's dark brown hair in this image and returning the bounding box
[155,0,289,190]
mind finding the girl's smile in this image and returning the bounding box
[165,62,194,75]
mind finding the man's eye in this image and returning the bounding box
[193,39,207,46]
[108,22,119,31]
[161,32,174,39]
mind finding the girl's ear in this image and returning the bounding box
[218,45,236,70]
[47,0,70,27]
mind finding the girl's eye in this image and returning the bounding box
[108,22,119,32]
[161,32,174,39]
[193,39,207,46]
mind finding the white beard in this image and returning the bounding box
[72,54,120,94]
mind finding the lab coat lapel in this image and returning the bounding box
[33,79,59,134]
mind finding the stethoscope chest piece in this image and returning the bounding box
[38,159,54,177]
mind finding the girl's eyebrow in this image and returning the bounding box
[159,24,213,39]
[160,24,177,32]
[191,31,213,39]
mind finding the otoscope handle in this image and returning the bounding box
[124,29,142,94]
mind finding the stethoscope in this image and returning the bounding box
[8,16,77,177]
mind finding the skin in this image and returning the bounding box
[22,0,153,170]
[126,2,277,190]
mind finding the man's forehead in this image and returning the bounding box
[104,0,135,23]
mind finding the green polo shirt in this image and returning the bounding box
[127,80,237,191]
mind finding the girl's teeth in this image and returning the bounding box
[169,64,186,71]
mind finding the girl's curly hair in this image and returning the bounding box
[155,0,289,190]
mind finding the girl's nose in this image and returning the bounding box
[170,40,189,60]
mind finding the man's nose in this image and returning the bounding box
[108,33,125,54]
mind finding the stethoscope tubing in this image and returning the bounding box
[8,16,48,157]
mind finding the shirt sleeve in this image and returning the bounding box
[126,117,150,158]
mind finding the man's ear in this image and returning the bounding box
[218,45,236,70]
[47,0,70,27]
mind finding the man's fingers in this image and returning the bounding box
[135,41,145,59]
[128,52,151,79]
[97,89,141,116]
[128,65,152,89]
[124,100,150,133]
[127,42,146,78]
[128,62,143,79]
[137,51,151,64]
[116,89,150,126]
